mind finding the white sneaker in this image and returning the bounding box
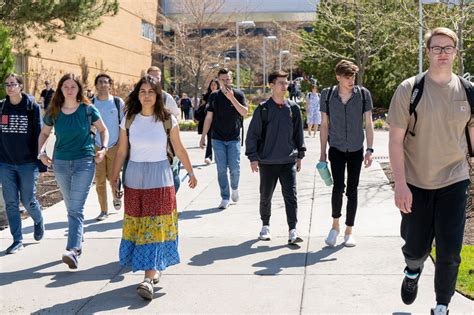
[431,305,448,315]
[218,199,230,209]
[325,228,339,247]
[288,229,303,245]
[343,234,356,247]
[231,189,239,202]
[204,158,212,165]
[259,225,271,240]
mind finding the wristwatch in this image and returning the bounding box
[100,145,108,151]
[37,152,46,159]
[366,148,374,153]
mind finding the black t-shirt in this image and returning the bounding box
[207,89,247,141]
[40,88,55,109]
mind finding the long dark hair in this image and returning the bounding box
[47,73,90,120]
[126,75,169,122]
[203,78,220,104]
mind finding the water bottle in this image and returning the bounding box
[316,161,333,186]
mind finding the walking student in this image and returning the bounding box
[199,68,248,209]
[306,85,321,137]
[0,73,46,254]
[38,73,109,269]
[388,27,473,315]
[92,73,125,221]
[245,70,306,244]
[319,59,374,248]
[110,75,197,300]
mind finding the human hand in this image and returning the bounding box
[250,161,259,173]
[394,182,412,214]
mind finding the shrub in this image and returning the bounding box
[179,120,197,131]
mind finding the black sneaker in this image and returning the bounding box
[5,241,24,254]
[401,267,421,305]
[34,219,45,241]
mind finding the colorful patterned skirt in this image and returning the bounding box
[119,160,179,272]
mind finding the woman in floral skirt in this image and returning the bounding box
[111,75,197,300]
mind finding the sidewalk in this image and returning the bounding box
[0,128,472,314]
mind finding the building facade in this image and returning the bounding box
[16,0,158,98]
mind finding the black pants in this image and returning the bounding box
[401,179,469,305]
[259,163,298,230]
[205,132,213,160]
[183,108,190,120]
[328,147,363,226]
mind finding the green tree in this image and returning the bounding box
[0,23,15,99]
[0,0,119,53]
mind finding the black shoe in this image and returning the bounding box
[33,219,44,241]
[5,241,24,254]
[401,267,421,305]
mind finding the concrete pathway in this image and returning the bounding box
[0,126,472,314]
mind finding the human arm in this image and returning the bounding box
[222,88,248,117]
[364,110,374,168]
[37,124,53,168]
[92,118,109,164]
[110,128,129,197]
[170,126,197,188]
[199,111,213,149]
[244,107,262,173]
[389,126,412,214]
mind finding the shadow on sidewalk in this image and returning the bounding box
[252,244,345,275]
[31,283,165,314]
[21,217,123,235]
[0,261,124,287]
[178,207,224,220]
[189,239,294,266]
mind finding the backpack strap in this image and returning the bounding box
[113,96,122,123]
[325,85,336,119]
[459,76,474,157]
[408,73,426,136]
[0,99,5,115]
[163,116,176,165]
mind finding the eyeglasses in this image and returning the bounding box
[430,46,456,55]
[97,80,110,85]
[4,83,19,88]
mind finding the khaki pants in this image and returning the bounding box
[94,145,118,212]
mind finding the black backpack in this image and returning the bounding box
[407,73,474,156]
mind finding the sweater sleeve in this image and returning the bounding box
[245,106,263,162]
[33,104,48,172]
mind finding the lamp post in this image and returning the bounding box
[279,50,291,80]
[236,20,255,90]
[263,36,277,94]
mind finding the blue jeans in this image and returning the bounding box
[0,162,43,242]
[212,139,241,200]
[53,157,95,251]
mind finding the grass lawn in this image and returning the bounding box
[431,245,474,299]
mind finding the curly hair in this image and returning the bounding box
[125,74,170,122]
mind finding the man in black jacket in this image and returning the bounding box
[245,70,306,244]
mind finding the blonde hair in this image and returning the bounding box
[147,66,161,74]
[425,27,458,48]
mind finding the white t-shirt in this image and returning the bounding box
[120,114,178,162]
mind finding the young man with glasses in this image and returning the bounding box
[245,70,306,244]
[92,74,125,221]
[319,60,374,248]
[388,27,473,315]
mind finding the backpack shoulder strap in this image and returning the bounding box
[459,76,474,157]
[113,96,122,123]
[164,116,172,135]
[407,73,426,136]
[358,86,367,115]
[125,113,135,132]
[325,85,336,118]
[0,99,5,114]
